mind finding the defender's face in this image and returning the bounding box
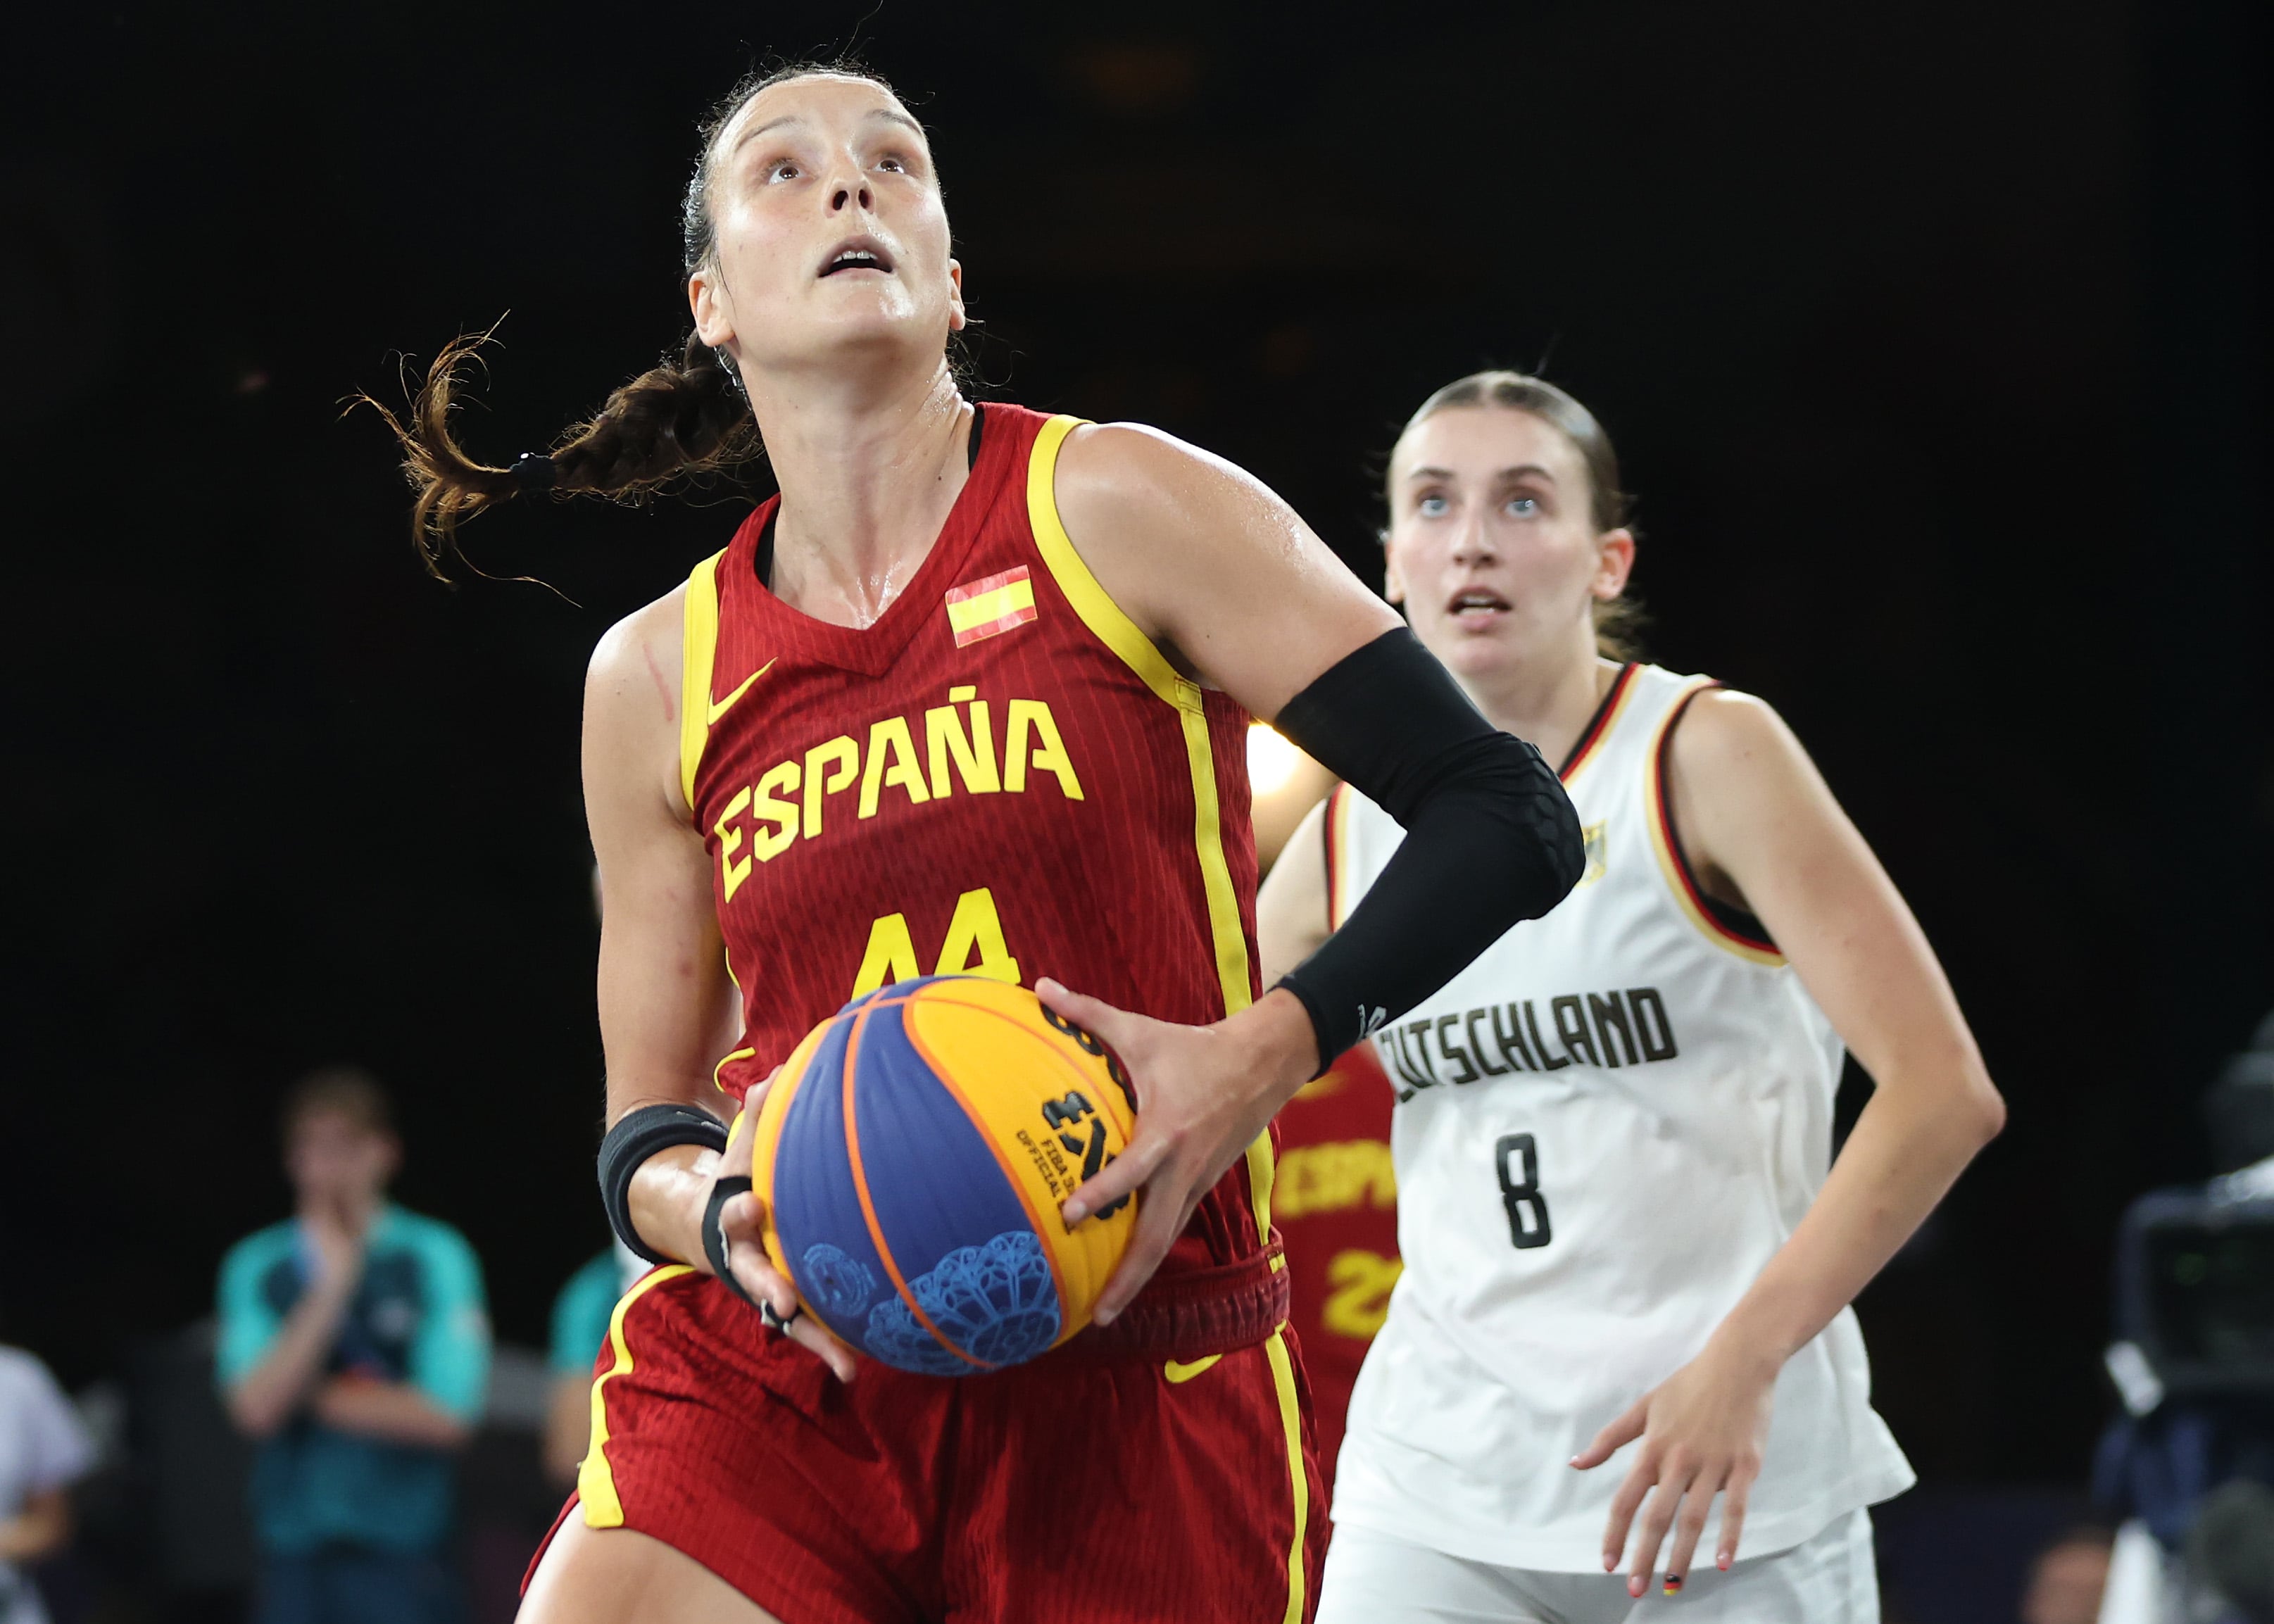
[690,76,964,378]
[1383,408,1633,686]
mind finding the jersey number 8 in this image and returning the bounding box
[1493,1133,1552,1250]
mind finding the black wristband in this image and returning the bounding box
[597,1104,729,1266]
[702,1176,765,1311]
[1271,629,1584,1066]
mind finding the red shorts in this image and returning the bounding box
[542,1259,1325,1623]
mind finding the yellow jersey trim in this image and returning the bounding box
[1643,678,1788,967]
[712,1045,757,1095]
[1023,413,1277,1255]
[678,549,728,814]
[1024,415,1187,710]
[1264,1329,1312,1624]
[577,1264,695,1527]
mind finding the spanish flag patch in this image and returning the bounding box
[945,566,1038,647]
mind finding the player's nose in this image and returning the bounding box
[1450,517,1500,569]
[827,164,874,214]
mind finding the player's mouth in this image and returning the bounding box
[1446,586,1511,629]
[819,236,896,277]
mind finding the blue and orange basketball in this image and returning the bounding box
[737,975,1139,1376]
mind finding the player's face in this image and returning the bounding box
[689,76,964,382]
[285,1110,398,1209]
[1383,408,1633,688]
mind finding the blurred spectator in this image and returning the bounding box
[217,1068,490,1624]
[2019,1524,2113,1624]
[541,1247,636,1490]
[0,1342,93,1624]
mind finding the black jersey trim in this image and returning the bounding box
[1654,686,1778,950]
[1557,662,1639,781]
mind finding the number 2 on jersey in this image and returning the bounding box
[1493,1133,1552,1250]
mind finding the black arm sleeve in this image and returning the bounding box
[1270,628,1584,1066]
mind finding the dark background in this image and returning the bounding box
[4,0,2266,1502]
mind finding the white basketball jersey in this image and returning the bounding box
[1327,662,1914,1572]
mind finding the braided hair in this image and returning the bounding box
[368,61,896,577]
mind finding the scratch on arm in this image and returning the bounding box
[641,640,677,726]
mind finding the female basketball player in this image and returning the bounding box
[379,67,1584,1624]
[1260,373,2006,1621]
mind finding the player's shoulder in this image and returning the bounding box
[1052,419,1279,541]
[589,577,691,688]
[1666,686,1802,771]
[219,1218,298,1278]
[374,1206,480,1273]
[557,1255,618,1301]
[1661,684,1823,829]
[552,1253,620,1335]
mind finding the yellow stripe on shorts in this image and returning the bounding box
[578,1264,693,1528]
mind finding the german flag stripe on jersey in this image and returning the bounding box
[1558,660,1640,786]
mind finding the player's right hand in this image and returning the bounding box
[1037,978,1318,1324]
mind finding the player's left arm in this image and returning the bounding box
[1034,422,1581,1323]
[1032,424,1394,1317]
[1576,689,2004,1595]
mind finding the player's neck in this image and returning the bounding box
[756,361,972,629]
[1469,646,1621,767]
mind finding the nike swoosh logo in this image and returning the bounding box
[1162,1354,1223,1385]
[707,659,775,726]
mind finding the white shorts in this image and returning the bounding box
[1314,1508,1879,1624]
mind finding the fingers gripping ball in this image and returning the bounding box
[746,976,1139,1375]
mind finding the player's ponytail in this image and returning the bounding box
[365,327,758,577]
[370,59,897,577]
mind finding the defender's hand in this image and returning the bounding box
[1571,1336,1780,1597]
[1038,978,1316,1324]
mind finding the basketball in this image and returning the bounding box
[740,974,1141,1375]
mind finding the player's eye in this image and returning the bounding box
[877,154,909,174]
[765,160,801,184]
[1416,494,1450,518]
[1505,495,1540,517]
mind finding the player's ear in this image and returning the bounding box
[691,266,736,353]
[1381,529,1408,605]
[1591,529,1635,600]
[946,258,967,333]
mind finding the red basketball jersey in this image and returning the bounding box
[681,403,1276,1283]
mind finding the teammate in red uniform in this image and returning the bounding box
[381,64,1584,1624]
[1265,1038,1400,1490]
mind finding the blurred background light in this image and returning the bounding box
[1247,720,1304,797]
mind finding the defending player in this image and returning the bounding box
[1261,372,2006,1620]
[377,68,1583,1624]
